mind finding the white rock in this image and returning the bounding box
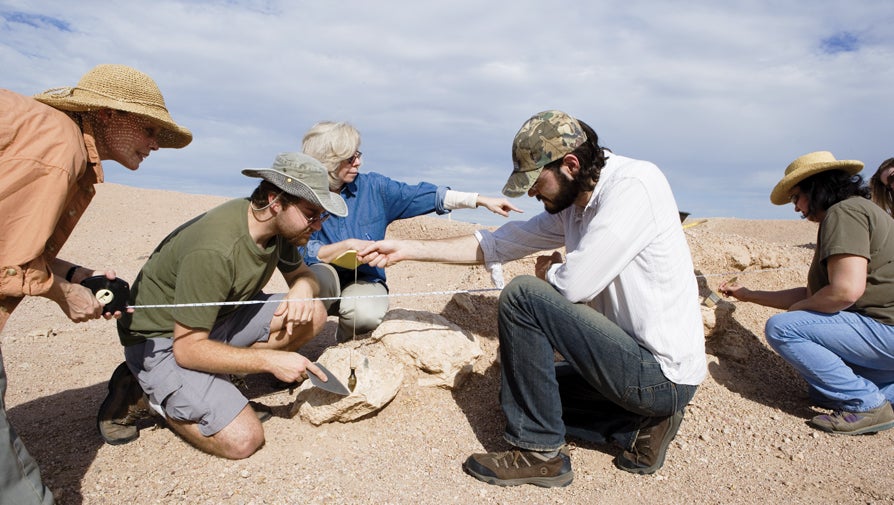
[371,308,482,389]
[290,346,403,425]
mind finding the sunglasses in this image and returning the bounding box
[304,210,331,226]
[295,202,331,226]
[345,151,362,165]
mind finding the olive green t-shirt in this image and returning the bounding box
[117,198,301,345]
[807,197,894,325]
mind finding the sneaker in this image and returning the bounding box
[97,362,151,445]
[810,401,894,435]
[462,446,573,487]
[615,409,684,475]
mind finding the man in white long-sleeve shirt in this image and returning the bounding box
[360,110,706,487]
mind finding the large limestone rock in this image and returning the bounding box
[290,346,403,425]
[371,308,482,389]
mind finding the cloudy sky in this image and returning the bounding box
[2,0,892,226]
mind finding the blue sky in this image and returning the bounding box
[2,0,892,227]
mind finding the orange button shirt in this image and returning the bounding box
[0,89,103,325]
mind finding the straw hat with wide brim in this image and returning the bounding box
[33,64,192,149]
[769,151,863,205]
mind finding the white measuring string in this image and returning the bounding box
[126,266,805,310]
[127,287,503,310]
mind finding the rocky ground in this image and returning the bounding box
[2,184,892,504]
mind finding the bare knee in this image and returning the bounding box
[222,428,265,459]
[164,400,267,459]
[217,414,265,459]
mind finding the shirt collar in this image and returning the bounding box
[80,118,104,183]
[341,178,359,198]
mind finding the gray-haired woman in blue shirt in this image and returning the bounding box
[301,121,521,340]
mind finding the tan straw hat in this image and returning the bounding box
[769,151,863,205]
[33,64,192,149]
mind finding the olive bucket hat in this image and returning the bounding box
[242,152,348,217]
[33,64,192,149]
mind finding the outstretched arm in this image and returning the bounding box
[358,234,484,268]
[719,280,807,310]
[444,190,523,218]
[719,254,866,313]
[475,195,524,217]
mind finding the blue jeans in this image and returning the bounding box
[497,276,697,452]
[765,310,894,412]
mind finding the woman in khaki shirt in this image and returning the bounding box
[721,151,894,437]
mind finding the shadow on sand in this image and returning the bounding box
[7,380,152,505]
[704,301,817,419]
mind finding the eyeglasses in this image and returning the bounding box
[790,192,801,205]
[300,207,331,226]
[345,151,362,165]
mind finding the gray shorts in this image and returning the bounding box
[124,293,284,437]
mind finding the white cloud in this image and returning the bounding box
[2,0,893,225]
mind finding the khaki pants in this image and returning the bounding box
[0,345,54,505]
[309,263,389,341]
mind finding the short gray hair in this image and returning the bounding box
[301,121,361,173]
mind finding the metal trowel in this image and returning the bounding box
[308,362,351,396]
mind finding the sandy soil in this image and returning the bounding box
[3,183,892,504]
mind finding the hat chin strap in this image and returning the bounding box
[250,192,282,212]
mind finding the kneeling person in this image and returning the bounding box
[98,152,346,459]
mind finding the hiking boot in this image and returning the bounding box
[97,362,151,445]
[249,401,273,423]
[462,446,573,487]
[615,409,684,475]
[810,401,894,435]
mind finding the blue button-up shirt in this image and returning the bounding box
[303,171,449,286]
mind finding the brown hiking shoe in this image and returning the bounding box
[810,401,894,435]
[615,409,684,474]
[462,446,573,487]
[97,362,151,445]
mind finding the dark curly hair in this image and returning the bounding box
[797,169,870,218]
[541,119,608,191]
[249,180,302,209]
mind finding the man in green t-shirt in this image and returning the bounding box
[97,152,348,459]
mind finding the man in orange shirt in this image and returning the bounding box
[0,64,191,505]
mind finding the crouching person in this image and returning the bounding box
[97,152,346,458]
[360,111,706,486]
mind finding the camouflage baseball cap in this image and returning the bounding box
[502,110,587,197]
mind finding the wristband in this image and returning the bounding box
[65,265,80,282]
[444,190,479,210]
